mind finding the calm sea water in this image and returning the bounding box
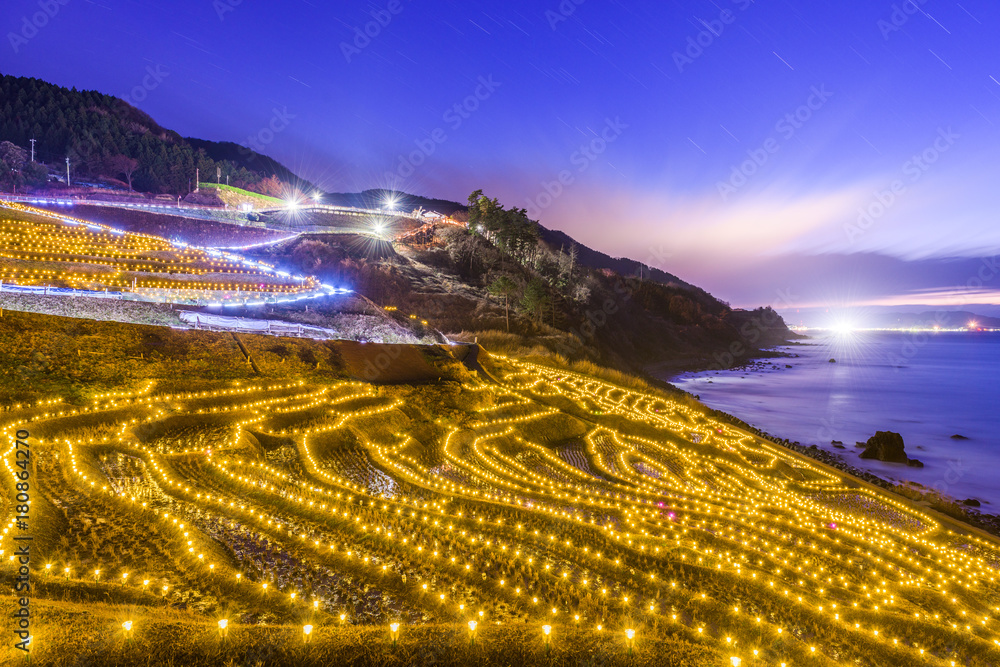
[666,331,1000,508]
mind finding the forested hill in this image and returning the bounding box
[0,73,314,195]
[1,73,695,294]
[185,137,310,188]
[0,72,795,369]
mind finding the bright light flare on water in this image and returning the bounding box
[830,321,857,336]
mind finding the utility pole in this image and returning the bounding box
[217,166,221,184]
[195,167,199,192]
[65,157,70,186]
[29,139,36,162]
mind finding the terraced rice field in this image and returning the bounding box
[0,201,317,302]
[3,354,1000,665]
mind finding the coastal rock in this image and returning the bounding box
[831,440,843,445]
[785,364,793,368]
[859,431,909,464]
[907,458,924,468]
[963,498,981,507]
[950,434,970,440]
[828,358,837,363]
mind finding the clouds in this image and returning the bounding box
[10,0,998,319]
[552,185,861,261]
[529,159,1000,313]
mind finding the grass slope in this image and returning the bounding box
[1,313,999,666]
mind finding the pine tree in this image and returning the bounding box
[519,278,550,325]
[488,276,518,332]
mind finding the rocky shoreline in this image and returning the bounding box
[710,410,1000,539]
[654,338,1000,541]
[644,338,805,378]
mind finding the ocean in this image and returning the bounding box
[666,331,1000,508]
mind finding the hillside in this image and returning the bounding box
[0,73,314,195]
[5,192,791,376]
[0,73,795,375]
[307,188,698,293]
[537,225,694,290]
[197,182,286,210]
[186,138,316,191]
[303,188,468,218]
[1,312,999,666]
[323,189,701,294]
[0,74,713,292]
[244,214,791,374]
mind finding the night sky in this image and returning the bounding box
[3,0,1000,323]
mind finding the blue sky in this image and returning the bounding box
[3,0,999,321]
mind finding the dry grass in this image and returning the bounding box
[0,594,719,666]
[3,310,999,667]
